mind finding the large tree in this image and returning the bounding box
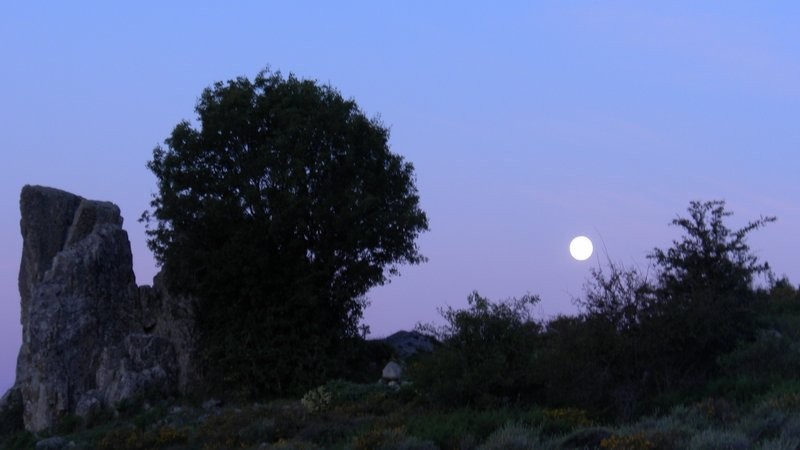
[143,69,428,395]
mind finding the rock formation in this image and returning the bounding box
[6,185,196,432]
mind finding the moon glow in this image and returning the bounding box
[569,236,593,261]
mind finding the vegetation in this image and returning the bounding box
[411,292,542,407]
[546,200,778,418]
[9,66,799,448]
[141,69,428,396]
[6,197,800,450]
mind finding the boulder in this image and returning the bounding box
[382,361,403,381]
[10,185,197,432]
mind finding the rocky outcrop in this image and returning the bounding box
[7,185,196,432]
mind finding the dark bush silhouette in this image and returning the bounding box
[410,292,542,407]
[416,201,777,419]
[569,200,776,415]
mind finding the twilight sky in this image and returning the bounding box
[2,2,799,393]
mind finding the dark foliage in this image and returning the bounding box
[644,200,775,390]
[563,200,777,416]
[142,69,428,396]
[537,314,625,416]
[412,201,779,420]
[410,292,542,407]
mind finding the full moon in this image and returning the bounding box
[569,236,593,261]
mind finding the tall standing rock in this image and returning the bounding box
[10,185,194,432]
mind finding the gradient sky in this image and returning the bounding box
[2,2,799,393]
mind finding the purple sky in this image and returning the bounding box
[2,2,799,394]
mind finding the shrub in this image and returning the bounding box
[301,385,334,413]
[691,398,738,426]
[559,427,614,450]
[645,201,774,392]
[779,414,800,441]
[194,407,277,448]
[411,292,542,407]
[352,426,435,450]
[96,427,152,450]
[740,406,787,442]
[0,431,35,450]
[600,433,656,450]
[294,419,359,448]
[688,429,750,450]
[572,201,776,414]
[478,423,539,450]
[55,413,84,435]
[539,407,594,435]
[406,408,524,448]
[623,414,693,449]
[719,329,800,379]
[755,437,800,450]
[301,380,395,415]
[155,425,189,446]
[536,314,619,415]
[267,439,323,450]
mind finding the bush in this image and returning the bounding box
[301,380,395,415]
[0,431,35,450]
[739,407,787,442]
[559,427,614,450]
[96,427,151,450]
[406,408,530,448]
[600,432,656,450]
[569,201,776,416]
[193,407,290,448]
[410,292,542,407]
[688,429,750,450]
[719,329,800,380]
[756,437,800,450]
[56,413,84,435]
[620,412,698,448]
[536,314,620,416]
[540,407,594,435]
[478,423,540,450]
[646,201,774,391]
[352,426,436,450]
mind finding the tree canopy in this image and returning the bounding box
[143,69,428,395]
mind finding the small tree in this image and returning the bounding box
[650,200,774,301]
[143,69,428,395]
[646,200,775,389]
